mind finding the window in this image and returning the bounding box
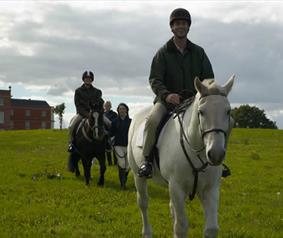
[41,111,47,117]
[0,98,3,106]
[41,121,46,129]
[0,112,4,124]
[10,121,14,129]
[25,121,30,129]
[10,109,14,117]
[25,110,30,117]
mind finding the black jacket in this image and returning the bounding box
[74,84,104,117]
[104,110,118,122]
[110,116,131,146]
[149,38,214,106]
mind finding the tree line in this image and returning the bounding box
[231,104,277,129]
[52,103,278,130]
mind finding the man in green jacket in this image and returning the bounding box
[138,8,214,177]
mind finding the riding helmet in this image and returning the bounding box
[169,8,191,26]
[82,71,94,81]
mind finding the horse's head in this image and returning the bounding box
[88,103,105,141]
[194,75,235,166]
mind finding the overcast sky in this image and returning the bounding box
[0,1,282,129]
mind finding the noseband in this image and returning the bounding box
[201,128,227,139]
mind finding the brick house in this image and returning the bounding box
[0,87,54,130]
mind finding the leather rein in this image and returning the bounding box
[174,95,228,200]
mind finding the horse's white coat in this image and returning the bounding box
[128,76,235,238]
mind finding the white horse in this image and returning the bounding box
[127,76,235,238]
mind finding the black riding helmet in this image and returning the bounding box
[82,71,94,81]
[170,8,191,26]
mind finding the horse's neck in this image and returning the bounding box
[183,98,203,150]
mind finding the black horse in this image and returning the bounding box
[68,105,106,186]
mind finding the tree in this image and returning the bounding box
[231,104,277,129]
[53,103,66,130]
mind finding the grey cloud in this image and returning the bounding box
[0,3,283,106]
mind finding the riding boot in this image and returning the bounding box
[106,152,112,166]
[68,141,75,153]
[113,152,118,165]
[125,170,129,184]
[118,167,126,190]
[137,156,152,178]
[222,164,231,178]
[67,132,75,152]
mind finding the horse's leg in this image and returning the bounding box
[134,175,152,238]
[74,153,81,177]
[169,181,188,238]
[97,154,106,186]
[81,158,91,185]
[198,185,220,238]
[169,200,176,222]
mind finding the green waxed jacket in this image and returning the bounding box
[149,38,214,107]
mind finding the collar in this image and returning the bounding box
[166,37,192,53]
[81,84,94,90]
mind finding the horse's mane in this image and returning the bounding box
[202,79,226,96]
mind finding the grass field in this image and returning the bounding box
[0,128,282,238]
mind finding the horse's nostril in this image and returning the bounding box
[207,149,226,165]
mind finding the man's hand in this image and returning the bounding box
[165,93,181,105]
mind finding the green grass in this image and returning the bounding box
[0,129,282,237]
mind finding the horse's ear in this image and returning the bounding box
[222,74,235,95]
[194,77,208,95]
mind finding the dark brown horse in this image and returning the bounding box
[68,104,106,185]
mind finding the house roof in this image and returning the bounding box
[11,99,50,108]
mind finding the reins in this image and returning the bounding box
[174,95,229,200]
[174,100,208,200]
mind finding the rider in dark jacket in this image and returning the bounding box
[138,8,214,178]
[68,70,104,152]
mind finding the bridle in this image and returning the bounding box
[81,111,103,142]
[174,94,229,200]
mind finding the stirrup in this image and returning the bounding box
[137,162,152,178]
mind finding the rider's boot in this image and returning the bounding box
[137,156,152,178]
[222,164,231,178]
[67,143,74,153]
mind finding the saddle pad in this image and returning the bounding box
[136,120,146,148]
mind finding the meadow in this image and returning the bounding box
[0,129,282,238]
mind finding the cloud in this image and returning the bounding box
[0,2,283,128]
